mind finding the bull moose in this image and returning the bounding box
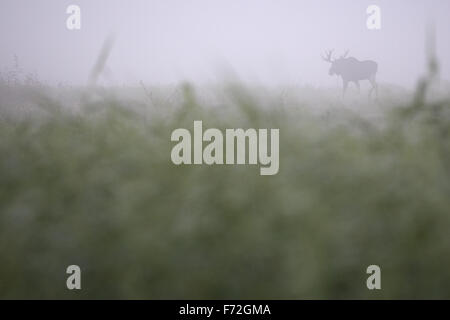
[322,50,378,99]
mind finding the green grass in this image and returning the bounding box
[0,78,449,299]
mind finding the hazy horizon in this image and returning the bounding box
[1,0,449,87]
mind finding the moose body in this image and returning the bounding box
[323,50,378,98]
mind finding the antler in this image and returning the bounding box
[322,49,334,63]
[340,50,349,59]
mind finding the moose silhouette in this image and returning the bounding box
[322,50,378,99]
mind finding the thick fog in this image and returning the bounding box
[1,0,449,87]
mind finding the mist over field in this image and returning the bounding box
[1,0,450,87]
[1,1,450,299]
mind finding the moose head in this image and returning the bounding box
[322,49,349,76]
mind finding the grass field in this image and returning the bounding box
[0,65,449,299]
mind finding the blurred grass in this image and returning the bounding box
[0,75,449,299]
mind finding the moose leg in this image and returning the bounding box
[369,76,378,100]
[342,80,349,98]
[374,80,378,99]
[354,81,361,94]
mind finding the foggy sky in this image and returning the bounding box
[1,0,449,87]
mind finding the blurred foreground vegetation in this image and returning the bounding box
[0,73,449,299]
